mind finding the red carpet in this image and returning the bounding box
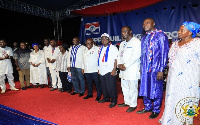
[0,81,199,125]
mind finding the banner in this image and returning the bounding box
[79,0,200,45]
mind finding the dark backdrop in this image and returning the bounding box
[0,8,81,47]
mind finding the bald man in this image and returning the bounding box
[82,38,102,101]
[136,18,169,119]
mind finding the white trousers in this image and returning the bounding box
[0,73,15,90]
[49,69,62,88]
[121,79,138,107]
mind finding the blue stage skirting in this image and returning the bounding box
[0,104,57,125]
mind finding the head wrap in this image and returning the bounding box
[32,43,39,47]
[182,21,200,38]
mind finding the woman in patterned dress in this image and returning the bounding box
[160,22,200,125]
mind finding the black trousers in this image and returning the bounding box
[99,72,117,103]
[59,71,72,91]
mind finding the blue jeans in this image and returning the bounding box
[70,67,85,94]
[85,72,102,97]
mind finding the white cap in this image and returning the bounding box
[101,33,110,38]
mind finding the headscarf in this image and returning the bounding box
[182,21,200,38]
[32,43,39,47]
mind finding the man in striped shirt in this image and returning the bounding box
[67,37,85,97]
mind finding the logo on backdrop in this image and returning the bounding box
[175,97,200,124]
[85,22,100,35]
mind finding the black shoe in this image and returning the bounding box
[126,107,137,113]
[67,90,72,93]
[149,112,159,119]
[118,103,129,107]
[50,88,57,91]
[21,87,26,90]
[83,95,93,99]
[109,103,117,108]
[48,85,52,88]
[79,93,84,97]
[98,99,110,103]
[27,86,33,88]
[58,88,62,91]
[95,96,101,101]
[71,92,78,95]
[40,85,44,88]
[136,109,152,114]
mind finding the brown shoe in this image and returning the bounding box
[126,107,137,113]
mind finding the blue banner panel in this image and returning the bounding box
[79,0,200,45]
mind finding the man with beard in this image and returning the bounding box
[13,42,32,90]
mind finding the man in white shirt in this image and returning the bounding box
[67,37,85,97]
[98,33,118,108]
[43,38,52,87]
[47,39,62,91]
[82,38,102,101]
[0,40,19,93]
[117,26,141,113]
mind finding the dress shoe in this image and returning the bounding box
[109,103,117,108]
[126,107,137,113]
[71,92,78,95]
[98,99,110,103]
[40,85,44,88]
[50,88,57,91]
[67,90,72,93]
[1,90,6,94]
[83,95,93,99]
[118,103,129,107]
[149,112,159,119]
[27,86,33,88]
[79,93,84,97]
[48,85,52,88]
[58,88,62,91]
[11,88,19,91]
[95,96,101,101]
[136,109,152,114]
[21,87,26,90]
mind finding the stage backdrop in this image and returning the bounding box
[79,0,200,45]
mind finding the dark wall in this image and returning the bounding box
[0,8,81,47]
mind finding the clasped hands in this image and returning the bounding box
[47,58,55,63]
[31,63,40,67]
[118,64,126,71]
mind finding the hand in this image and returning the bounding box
[67,67,70,72]
[121,64,126,71]
[47,58,51,63]
[4,54,9,59]
[157,72,163,80]
[35,64,40,67]
[82,69,84,74]
[111,69,116,76]
[118,64,126,71]
[50,59,56,63]
[16,66,20,71]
